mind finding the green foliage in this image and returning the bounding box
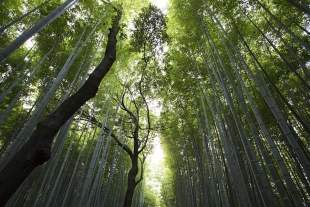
[130,4,169,56]
[159,0,310,206]
[142,186,158,206]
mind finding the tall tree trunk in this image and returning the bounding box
[123,155,139,207]
[0,8,122,206]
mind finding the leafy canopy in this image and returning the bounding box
[130,4,169,56]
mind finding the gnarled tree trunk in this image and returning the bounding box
[0,8,122,206]
[123,155,139,207]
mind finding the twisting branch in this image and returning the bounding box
[103,127,133,157]
[135,153,147,186]
[126,86,140,116]
[78,110,133,156]
[137,64,152,154]
[119,91,139,124]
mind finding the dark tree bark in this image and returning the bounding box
[0,8,122,206]
[122,121,141,207]
[123,154,139,207]
[120,82,149,207]
[93,102,147,207]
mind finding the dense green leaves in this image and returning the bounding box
[130,4,168,55]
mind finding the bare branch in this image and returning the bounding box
[135,154,146,186]
[78,111,133,157]
[137,77,152,153]
[119,92,139,123]
[103,127,133,157]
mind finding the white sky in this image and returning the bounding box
[150,0,168,11]
[148,136,164,165]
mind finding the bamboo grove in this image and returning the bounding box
[160,0,310,206]
[0,0,310,207]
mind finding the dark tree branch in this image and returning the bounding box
[78,110,133,156]
[103,127,133,157]
[135,154,146,186]
[119,92,139,124]
[137,64,151,154]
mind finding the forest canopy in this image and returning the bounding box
[0,0,310,206]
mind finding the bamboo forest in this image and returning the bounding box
[0,0,310,206]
